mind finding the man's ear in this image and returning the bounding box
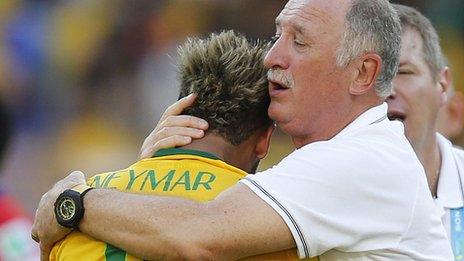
[445,91,464,138]
[255,124,275,160]
[349,53,382,95]
[438,67,451,106]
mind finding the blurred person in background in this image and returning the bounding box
[387,4,464,258]
[0,98,39,260]
[32,0,453,260]
[436,74,464,140]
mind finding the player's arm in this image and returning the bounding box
[33,172,295,260]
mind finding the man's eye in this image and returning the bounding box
[271,35,280,44]
[294,40,306,47]
[398,70,413,75]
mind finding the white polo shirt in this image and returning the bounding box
[435,133,464,258]
[240,103,453,260]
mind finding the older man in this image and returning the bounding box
[388,4,464,259]
[33,0,453,260]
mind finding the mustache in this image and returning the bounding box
[267,69,294,89]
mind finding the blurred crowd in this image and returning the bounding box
[0,0,463,222]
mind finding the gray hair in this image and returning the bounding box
[336,0,401,98]
[393,4,445,82]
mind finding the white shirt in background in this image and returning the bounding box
[435,133,464,259]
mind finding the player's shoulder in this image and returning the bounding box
[85,161,144,187]
[87,171,121,187]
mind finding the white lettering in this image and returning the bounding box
[455,210,462,232]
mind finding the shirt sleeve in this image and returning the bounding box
[240,138,418,258]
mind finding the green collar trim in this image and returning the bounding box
[153,148,221,160]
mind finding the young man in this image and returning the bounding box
[47,30,309,260]
[387,4,464,258]
[33,1,453,259]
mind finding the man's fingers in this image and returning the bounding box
[157,127,205,141]
[31,204,41,243]
[162,115,209,130]
[156,135,193,150]
[31,233,39,243]
[66,170,86,184]
[139,94,208,160]
[31,224,39,243]
[140,126,203,159]
[162,93,197,120]
[140,136,192,159]
[52,171,86,190]
[40,242,51,261]
[139,115,208,160]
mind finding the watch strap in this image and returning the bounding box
[70,184,93,195]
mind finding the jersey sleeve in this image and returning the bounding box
[240,138,419,258]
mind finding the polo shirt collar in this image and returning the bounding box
[436,133,464,209]
[336,103,388,138]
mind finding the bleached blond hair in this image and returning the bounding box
[177,30,272,145]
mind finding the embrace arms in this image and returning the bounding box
[32,95,295,260]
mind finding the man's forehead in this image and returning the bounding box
[399,28,426,66]
[277,0,350,28]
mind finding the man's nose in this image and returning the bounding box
[387,89,397,101]
[264,37,289,70]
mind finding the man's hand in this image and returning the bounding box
[31,171,87,261]
[139,93,210,159]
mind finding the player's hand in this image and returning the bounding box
[31,171,87,261]
[140,93,209,159]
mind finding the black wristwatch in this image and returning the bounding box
[54,184,94,229]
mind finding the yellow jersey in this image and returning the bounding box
[50,148,311,260]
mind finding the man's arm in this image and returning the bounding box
[35,172,295,260]
[90,95,294,259]
[32,96,294,259]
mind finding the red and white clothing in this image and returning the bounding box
[0,189,39,261]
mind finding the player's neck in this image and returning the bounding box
[180,133,247,171]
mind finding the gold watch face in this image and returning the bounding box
[58,197,76,221]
